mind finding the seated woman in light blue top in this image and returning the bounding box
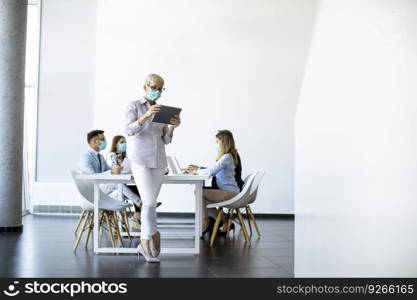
[185,130,240,235]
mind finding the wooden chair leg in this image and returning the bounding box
[237,209,251,245]
[104,211,115,248]
[112,212,124,247]
[210,209,224,246]
[74,210,86,234]
[225,209,233,236]
[73,212,90,253]
[245,206,253,235]
[247,205,261,236]
[221,208,231,232]
[121,211,132,240]
[98,211,105,246]
[84,212,94,247]
[99,211,104,237]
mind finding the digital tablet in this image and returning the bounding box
[152,105,182,124]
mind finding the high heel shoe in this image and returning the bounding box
[229,223,235,234]
[202,222,214,236]
[137,243,160,263]
[203,217,217,234]
[218,222,235,237]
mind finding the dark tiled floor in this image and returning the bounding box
[0,214,294,278]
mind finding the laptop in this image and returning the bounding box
[167,156,185,175]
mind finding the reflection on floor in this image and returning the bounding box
[0,214,294,278]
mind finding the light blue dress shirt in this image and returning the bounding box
[198,153,240,193]
[78,148,110,174]
[125,98,173,169]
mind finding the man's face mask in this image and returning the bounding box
[98,140,107,151]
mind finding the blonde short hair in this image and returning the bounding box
[144,74,164,89]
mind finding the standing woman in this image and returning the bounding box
[125,74,181,263]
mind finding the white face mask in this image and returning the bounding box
[117,142,127,153]
[216,143,221,153]
[146,90,161,101]
[98,140,107,151]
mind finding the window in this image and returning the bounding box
[23,0,41,214]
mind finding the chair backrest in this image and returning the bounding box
[247,171,265,205]
[242,174,251,189]
[69,170,128,211]
[206,171,258,210]
[69,170,94,211]
[227,171,258,209]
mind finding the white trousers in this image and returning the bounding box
[131,162,165,240]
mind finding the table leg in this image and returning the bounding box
[198,182,203,237]
[93,182,99,254]
[116,183,124,235]
[194,181,203,254]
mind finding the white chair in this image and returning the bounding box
[70,171,131,252]
[206,172,258,246]
[244,172,265,237]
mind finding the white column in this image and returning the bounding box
[0,0,27,232]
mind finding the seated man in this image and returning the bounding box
[78,129,141,207]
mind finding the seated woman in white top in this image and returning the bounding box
[184,130,240,235]
[106,135,141,220]
[107,135,132,173]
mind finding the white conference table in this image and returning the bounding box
[76,172,210,255]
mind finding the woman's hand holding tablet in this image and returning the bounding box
[169,115,181,128]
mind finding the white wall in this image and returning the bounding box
[93,0,318,213]
[295,0,417,276]
[33,0,318,213]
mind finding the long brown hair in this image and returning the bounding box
[110,135,126,160]
[216,130,238,166]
